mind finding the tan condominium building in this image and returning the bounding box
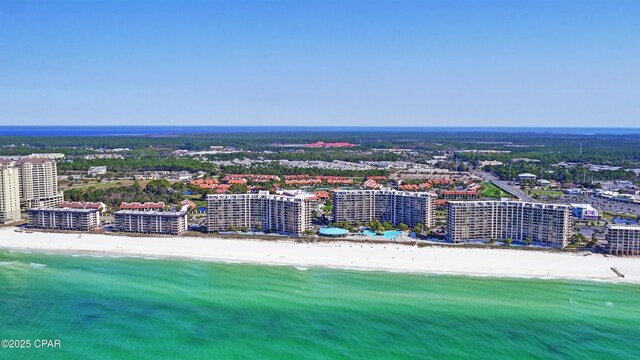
[607,225,640,256]
[447,200,571,248]
[206,191,312,235]
[0,161,22,224]
[333,189,435,228]
[114,210,188,235]
[28,208,101,231]
[15,158,63,208]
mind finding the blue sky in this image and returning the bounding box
[1,0,638,127]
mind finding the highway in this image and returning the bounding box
[473,170,536,202]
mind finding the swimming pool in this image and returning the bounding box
[362,230,403,240]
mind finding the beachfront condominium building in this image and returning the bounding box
[27,208,101,231]
[0,161,22,224]
[607,225,640,256]
[114,210,188,235]
[447,200,572,248]
[333,189,435,228]
[206,191,312,235]
[15,158,63,208]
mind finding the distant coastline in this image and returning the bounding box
[1,125,640,137]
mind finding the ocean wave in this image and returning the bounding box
[294,266,309,271]
[29,262,47,268]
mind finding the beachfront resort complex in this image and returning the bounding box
[333,189,435,228]
[206,191,313,235]
[1,152,640,255]
[446,201,572,248]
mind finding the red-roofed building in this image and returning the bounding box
[180,199,197,212]
[435,199,448,207]
[223,174,280,183]
[226,179,247,185]
[364,179,383,189]
[190,179,219,189]
[60,201,107,214]
[312,191,331,200]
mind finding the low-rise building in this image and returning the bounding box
[114,210,188,235]
[569,204,599,220]
[60,201,108,214]
[518,173,537,184]
[28,208,100,231]
[87,166,107,176]
[607,225,640,256]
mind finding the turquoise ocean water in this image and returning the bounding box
[1,249,639,359]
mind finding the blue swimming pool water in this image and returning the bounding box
[362,230,403,240]
[612,217,638,225]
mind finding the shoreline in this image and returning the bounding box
[1,227,639,284]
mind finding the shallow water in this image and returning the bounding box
[1,249,639,359]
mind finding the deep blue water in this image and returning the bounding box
[1,126,640,137]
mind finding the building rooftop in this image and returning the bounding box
[114,210,187,216]
[608,224,640,230]
[60,201,105,209]
[29,207,99,213]
[119,202,165,210]
[447,200,570,209]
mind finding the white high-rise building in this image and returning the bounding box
[607,225,640,256]
[447,200,572,248]
[207,191,313,235]
[15,158,63,208]
[0,161,21,224]
[333,189,435,228]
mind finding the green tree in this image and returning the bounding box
[228,183,248,194]
[504,238,512,246]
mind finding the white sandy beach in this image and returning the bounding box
[1,227,639,283]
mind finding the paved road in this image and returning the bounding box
[473,170,536,202]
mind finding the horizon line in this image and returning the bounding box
[2,125,640,129]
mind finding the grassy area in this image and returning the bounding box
[528,189,564,197]
[481,182,512,198]
[63,179,148,191]
[603,211,639,221]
